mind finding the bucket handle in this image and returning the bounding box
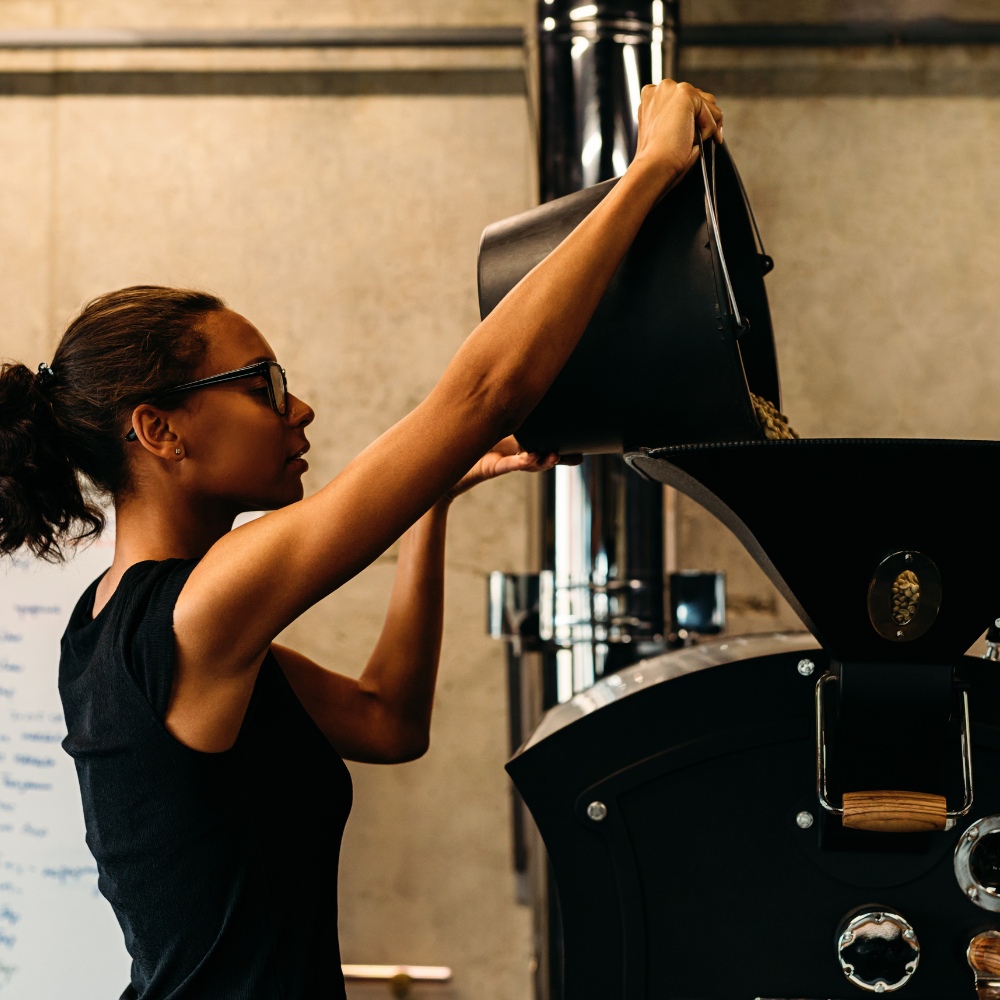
[698,134,745,333]
[697,135,773,335]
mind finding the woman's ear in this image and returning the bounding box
[129,405,182,460]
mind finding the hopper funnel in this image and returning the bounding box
[627,437,1000,665]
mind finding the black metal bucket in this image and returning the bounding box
[477,141,781,455]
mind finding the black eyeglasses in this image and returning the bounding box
[125,360,287,441]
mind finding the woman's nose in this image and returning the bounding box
[287,393,315,428]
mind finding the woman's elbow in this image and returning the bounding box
[378,727,430,764]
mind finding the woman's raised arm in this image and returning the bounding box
[172,81,723,684]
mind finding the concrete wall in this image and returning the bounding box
[0,3,537,998]
[5,1,1000,997]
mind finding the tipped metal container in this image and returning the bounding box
[477,140,780,455]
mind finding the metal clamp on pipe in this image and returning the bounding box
[815,671,973,832]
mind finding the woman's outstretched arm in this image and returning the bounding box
[168,81,722,751]
[275,443,558,763]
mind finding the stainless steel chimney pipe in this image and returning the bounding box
[536,0,678,705]
[519,7,678,1000]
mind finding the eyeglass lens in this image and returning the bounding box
[269,363,287,415]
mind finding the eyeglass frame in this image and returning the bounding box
[124,360,287,441]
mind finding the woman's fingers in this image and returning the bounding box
[633,78,725,186]
[693,88,723,144]
[500,450,562,474]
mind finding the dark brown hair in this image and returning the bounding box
[0,285,224,560]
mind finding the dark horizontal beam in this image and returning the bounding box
[0,26,527,50]
[1,20,1000,52]
[681,18,1000,48]
[0,68,527,97]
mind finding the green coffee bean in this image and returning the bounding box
[751,393,799,440]
[891,569,921,625]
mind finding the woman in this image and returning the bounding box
[0,80,722,999]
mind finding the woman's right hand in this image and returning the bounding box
[632,80,724,196]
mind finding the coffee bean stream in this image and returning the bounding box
[751,394,799,440]
[892,569,920,626]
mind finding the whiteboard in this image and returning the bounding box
[0,525,131,999]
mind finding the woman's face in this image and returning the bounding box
[156,308,315,513]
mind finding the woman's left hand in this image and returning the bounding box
[443,436,580,501]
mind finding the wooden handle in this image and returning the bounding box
[841,790,947,832]
[970,931,1000,978]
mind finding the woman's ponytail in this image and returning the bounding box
[0,284,224,561]
[0,360,102,560]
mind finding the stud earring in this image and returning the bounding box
[174,448,181,455]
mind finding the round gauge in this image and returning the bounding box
[955,816,1000,911]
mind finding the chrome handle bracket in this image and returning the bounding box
[698,135,748,335]
[815,671,974,829]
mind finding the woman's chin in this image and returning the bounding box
[238,482,305,514]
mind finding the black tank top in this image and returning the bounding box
[59,559,353,1000]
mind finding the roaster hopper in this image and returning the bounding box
[507,436,1000,998]
[627,437,1000,666]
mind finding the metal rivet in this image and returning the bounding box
[797,658,815,677]
[586,801,608,822]
[841,932,854,946]
[874,983,886,993]
[995,618,1000,628]
[969,886,980,899]
[903,929,917,942]
[795,810,814,830]
[905,553,913,562]
[969,826,980,840]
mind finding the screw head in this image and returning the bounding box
[903,929,916,942]
[586,801,608,822]
[795,810,814,830]
[797,658,815,677]
[841,932,854,946]
[874,982,886,993]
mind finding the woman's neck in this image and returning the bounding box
[92,492,241,615]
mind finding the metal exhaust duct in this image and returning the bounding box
[487,5,679,998]
[537,0,679,705]
[535,10,674,993]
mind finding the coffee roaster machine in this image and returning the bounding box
[483,3,1000,998]
[503,437,1000,999]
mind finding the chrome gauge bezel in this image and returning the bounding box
[955,815,1000,912]
[836,909,919,993]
